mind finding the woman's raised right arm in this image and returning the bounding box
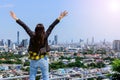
[46,11,68,38]
[10,11,34,37]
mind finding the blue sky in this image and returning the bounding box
[1,0,120,43]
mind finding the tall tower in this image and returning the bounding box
[54,35,58,45]
[113,40,120,52]
[8,39,12,47]
[21,39,28,48]
[17,31,19,45]
[0,39,4,46]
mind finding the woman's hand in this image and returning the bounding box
[58,10,68,20]
[10,11,18,20]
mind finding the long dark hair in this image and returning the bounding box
[35,24,45,45]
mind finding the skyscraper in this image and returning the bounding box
[54,35,58,45]
[17,31,19,45]
[113,40,120,52]
[21,39,28,48]
[7,39,12,47]
[0,39,4,46]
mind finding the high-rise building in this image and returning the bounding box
[113,40,120,52]
[17,31,19,45]
[54,35,58,45]
[21,39,28,48]
[48,40,52,45]
[0,39,4,46]
[7,39,12,47]
[52,40,55,45]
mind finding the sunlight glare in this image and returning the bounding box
[109,1,120,12]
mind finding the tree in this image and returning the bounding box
[111,59,120,79]
[50,61,66,69]
[24,62,30,66]
[96,62,105,68]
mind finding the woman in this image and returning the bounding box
[10,11,68,80]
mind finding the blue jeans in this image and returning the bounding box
[29,56,49,80]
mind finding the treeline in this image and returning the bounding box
[0,52,23,64]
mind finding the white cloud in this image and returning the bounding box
[0,4,14,8]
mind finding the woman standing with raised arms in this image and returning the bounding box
[10,11,68,80]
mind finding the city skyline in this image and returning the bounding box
[1,0,120,43]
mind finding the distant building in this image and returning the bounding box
[52,41,55,45]
[17,31,19,45]
[54,35,58,45]
[67,47,79,53]
[7,39,12,48]
[113,40,120,52]
[12,43,16,49]
[0,39,4,46]
[21,39,28,48]
[48,40,52,45]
